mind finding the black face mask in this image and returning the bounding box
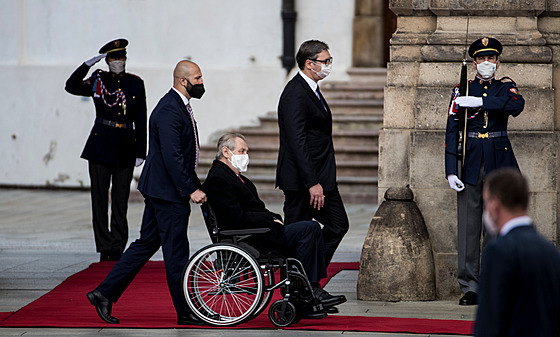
[184,80,205,99]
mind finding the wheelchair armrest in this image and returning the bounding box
[220,228,270,236]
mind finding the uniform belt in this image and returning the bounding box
[467,131,507,139]
[96,117,133,129]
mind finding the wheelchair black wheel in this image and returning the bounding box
[183,244,264,326]
[268,300,297,327]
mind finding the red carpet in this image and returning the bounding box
[0,261,474,334]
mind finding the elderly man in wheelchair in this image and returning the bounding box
[181,132,346,327]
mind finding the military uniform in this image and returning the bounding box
[445,76,524,183]
[444,37,525,304]
[65,39,147,260]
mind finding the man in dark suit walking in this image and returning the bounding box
[474,168,560,336]
[86,60,207,326]
[276,40,349,268]
[65,39,147,261]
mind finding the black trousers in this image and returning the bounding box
[88,161,134,254]
[284,220,327,283]
[283,188,349,266]
[96,196,192,318]
[457,163,491,294]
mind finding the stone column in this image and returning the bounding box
[378,0,557,299]
[539,1,560,244]
[352,0,386,67]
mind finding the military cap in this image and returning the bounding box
[468,37,502,58]
[99,38,128,58]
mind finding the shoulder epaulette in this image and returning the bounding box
[498,76,516,85]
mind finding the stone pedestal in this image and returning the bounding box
[375,0,560,299]
[358,186,435,301]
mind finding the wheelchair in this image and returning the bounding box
[182,203,327,327]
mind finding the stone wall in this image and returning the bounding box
[380,0,560,299]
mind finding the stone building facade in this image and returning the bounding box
[379,0,560,298]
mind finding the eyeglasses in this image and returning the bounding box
[310,57,333,65]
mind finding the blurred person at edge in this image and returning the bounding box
[475,168,560,336]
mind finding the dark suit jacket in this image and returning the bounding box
[475,225,560,337]
[137,89,200,203]
[276,73,337,192]
[203,160,285,251]
[445,77,524,184]
[65,63,147,167]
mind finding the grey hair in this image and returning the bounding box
[215,132,247,160]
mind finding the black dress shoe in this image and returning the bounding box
[459,291,478,306]
[177,313,205,326]
[313,286,347,308]
[325,306,339,314]
[86,290,119,324]
[302,311,328,319]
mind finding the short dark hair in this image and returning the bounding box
[296,40,329,70]
[215,132,246,160]
[484,168,529,212]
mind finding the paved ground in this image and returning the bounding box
[0,189,476,336]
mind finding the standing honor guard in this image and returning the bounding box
[444,37,525,305]
[65,39,147,261]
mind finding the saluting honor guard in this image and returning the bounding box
[65,39,147,262]
[444,37,525,305]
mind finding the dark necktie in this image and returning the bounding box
[185,102,199,171]
[316,87,327,111]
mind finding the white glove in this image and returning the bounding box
[447,174,465,192]
[455,96,483,108]
[84,53,107,66]
[135,158,144,167]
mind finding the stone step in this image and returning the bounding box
[200,143,378,162]
[256,113,383,130]
[236,128,379,147]
[321,81,385,100]
[196,158,377,178]
[328,99,384,115]
[200,143,279,160]
[347,67,388,83]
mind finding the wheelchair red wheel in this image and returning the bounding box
[183,244,264,326]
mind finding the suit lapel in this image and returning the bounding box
[169,89,189,115]
[215,161,263,206]
[169,89,199,139]
[295,73,329,114]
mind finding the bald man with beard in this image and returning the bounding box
[86,60,207,326]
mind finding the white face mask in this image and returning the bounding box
[312,63,332,80]
[228,149,249,173]
[108,60,126,74]
[476,61,496,79]
[483,210,499,236]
